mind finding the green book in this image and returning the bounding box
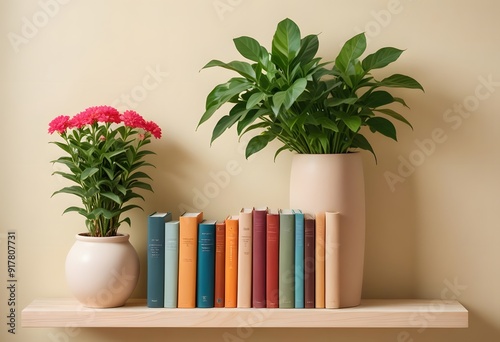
[279,209,295,308]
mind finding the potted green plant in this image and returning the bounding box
[48,105,161,307]
[198,18,423,308]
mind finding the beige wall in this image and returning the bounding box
[1,0,499,340]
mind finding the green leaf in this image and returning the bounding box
[362,90,394,108]
[233,36,263,62]
[271,91,286,115]
[271,18,301,70]
[199,78,252,127]
[293,34,319,65]
[378,74,424,91]
[325,96,358,107]
[203,60,256,81]
[245,134,275,159]
[246,92,267,109]
[375,108,413,129]
[80,167,99,181]
[362,47,404,72]
[283,78,307,109]
[351,134,377,162]
[335,32,366,74]
[101,192,123,205]
[367,117,397,141]
[315,117,339,132]
[343,116,362,132]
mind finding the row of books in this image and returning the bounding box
[146,208,342,309]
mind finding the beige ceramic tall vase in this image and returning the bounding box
[289,153,365,308]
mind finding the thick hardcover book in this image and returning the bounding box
[266,209,280,308]
[164,220,179,308]
[304,215,316,308]
[177,212,203,308]
[293,209,305,308]
[325,212,341,309]
[147,212,172,308]
[237,208,253,308]
[214,220,226,308]
[197,220,216,308]
[279,209,295,308]
[315,211,326,308]
[224,215,239,308]
[252,207,267,308]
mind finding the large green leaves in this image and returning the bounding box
[271,18,301,71]
[199,18,424,160]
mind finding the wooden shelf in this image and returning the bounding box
[22,298,467,328]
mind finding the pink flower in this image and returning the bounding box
[69,106,120,128]
[48,115,71,134]
[144,120,162,139]
[121,110,146,129]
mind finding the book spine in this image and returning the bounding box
[294,210,305,308]
[164,220,179,308]
[279,209,295,308]
[252,208,267,308]
[196,220,216,308]
[304,216,315,308]
[237,208,253,308]
[177,212,203,308]
[266,210,279,308]
[214,221,226,308]
[225,216,238,308]
[315,212,326,308]
[325,212,341,309]
[147,212,171,308]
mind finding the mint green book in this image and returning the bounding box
[293,209,304,308]
[279,209,295,308]
[164,220,179,308]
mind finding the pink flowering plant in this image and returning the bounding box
[49,106,162,237]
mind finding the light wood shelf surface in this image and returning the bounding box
[22,298,468,328]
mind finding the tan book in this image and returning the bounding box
[177,212,203,308]
[237,208,253,308]
[315,211,325,308]
[325,211,340,309]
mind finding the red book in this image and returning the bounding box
[214,220,226,308]
[252,207,267,308]
[266,209,279,308]
[304,215,315,308]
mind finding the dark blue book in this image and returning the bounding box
[294,209,305,308]
[196,220,216,308]
[147,212,172,308]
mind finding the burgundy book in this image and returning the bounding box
[266,209,280,308]
[214,220,226,308]
[304,215,315,308]
[252,207,267,308]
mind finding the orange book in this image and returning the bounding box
[224,215,239,308]
[177,212,203,308]
[315,211,325,308]
[237,208,253,308]
[214,220,226,308]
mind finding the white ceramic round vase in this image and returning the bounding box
[289,153,365,308]
[65,233,140,308]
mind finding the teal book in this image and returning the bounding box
[279,209,295,308]
[196,220,216,308]
[147,212,172,308]
[164,220,180,308]
[293,209,305,308]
